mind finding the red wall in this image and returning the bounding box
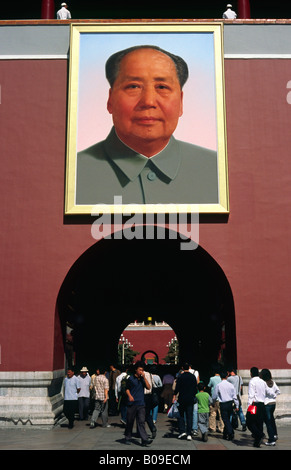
[1,57,291,372]
[122,328,176,364]
[200,59,291,369]
[0,60,93,371]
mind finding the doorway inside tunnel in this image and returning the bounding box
[57,230,237,379]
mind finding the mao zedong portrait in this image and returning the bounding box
[76,45,219,205]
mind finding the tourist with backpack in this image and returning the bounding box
[115,366,130,425]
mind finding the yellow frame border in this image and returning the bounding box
[65,22,229,215]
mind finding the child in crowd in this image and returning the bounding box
[196,382,212,441]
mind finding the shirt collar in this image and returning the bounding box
[104,127,181,182]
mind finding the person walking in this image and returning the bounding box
[196,382,212,441]
[109,364,121,416]
[208,367,224,433]
[77,366,91,421]
[212,370,239,441]
[247,366,267,447]
[143,369,157,439]
[260,368,281,446]
[189,364,200,437]
[150,366,162,424]
[89,367,100,414]
[227,368,247,431]
[161,368,175,413]
[124,361,153,447]
[63,368,80,429]
[115,366,129,425]
[90,367,111,429]
[173,363,198,441]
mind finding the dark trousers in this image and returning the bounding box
[109,389,118,415]
[264,403,277,442]
[178,402,194,436]
[144,394,156,434]
[63,400,78,427]
[125,404,148,442]
[246,402,265,445]
[78,396,90,420]
[220,401,234,438]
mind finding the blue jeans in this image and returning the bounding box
[264,404,277,442]
[238,405,246,425]
[184,402,197,431]
[192,402,198,431]
[150,405,159,422]
[78,396,90,420]
[230,405,246,426]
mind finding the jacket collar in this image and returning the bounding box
[104,127,182,182]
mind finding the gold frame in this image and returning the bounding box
[65,22,229,215]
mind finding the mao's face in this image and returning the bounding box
[107,48,183,156]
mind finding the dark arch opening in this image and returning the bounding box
[141,350,159,364]
[57,228,236,379]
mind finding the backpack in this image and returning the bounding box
[120,374,129,397]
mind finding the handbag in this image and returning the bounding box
[247,403,257,415]
[167,401,180,419]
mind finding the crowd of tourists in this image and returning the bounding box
[62,361,280,448]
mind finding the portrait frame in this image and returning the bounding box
[65,22,229,215]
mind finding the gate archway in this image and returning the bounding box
[57,229,236,378]
[141,350,159,364]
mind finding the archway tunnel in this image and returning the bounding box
[57,231,237,380]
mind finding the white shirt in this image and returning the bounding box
[57,7,71,19]
[265,381,280,405]
[144,371,153,395]
[77,373,91,398]
[223,8,237,19]
[213,379,239,408]
[64,375,79,400]
[189,368,199,381]
[227,374,243,396]
[115,372,128,399]
[248,376,266,405]
[152,374,162,388]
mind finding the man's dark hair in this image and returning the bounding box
[250,366,259,377]
[105,45,189,89]
[134,361,145,371]
[220,370,228,379]
[197,382,205,391]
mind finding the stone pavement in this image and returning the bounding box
[0,412,290,453]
